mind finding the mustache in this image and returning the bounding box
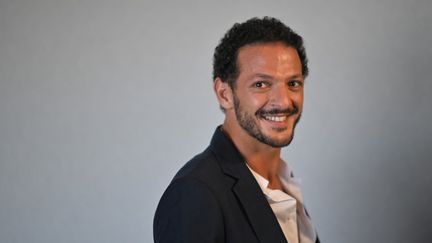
[256,106,299,116]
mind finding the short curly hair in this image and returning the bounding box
[213,17,308,87]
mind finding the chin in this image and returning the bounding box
[259,131,295,148]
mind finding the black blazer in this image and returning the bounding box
[154,127,319,243]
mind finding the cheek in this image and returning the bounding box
[248,93,269,110]
[292,93,304,107]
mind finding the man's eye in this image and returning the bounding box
[288,80,301,87]
[254,82,268,88]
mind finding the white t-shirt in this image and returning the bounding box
[247,162,316,243]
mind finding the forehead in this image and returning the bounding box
[236,42,302,76]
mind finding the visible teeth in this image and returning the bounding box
[264,116,287,122]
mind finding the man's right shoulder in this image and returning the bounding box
[153,148,229,242]
[172,148,223,184]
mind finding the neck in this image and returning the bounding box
[221,119,282,182]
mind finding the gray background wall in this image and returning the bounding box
[1,0,431,242]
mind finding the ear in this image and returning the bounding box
[213,78,234,110]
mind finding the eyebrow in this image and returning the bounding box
[251,73,304,80]
[253,74,274,79]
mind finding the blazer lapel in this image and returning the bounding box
[208,127,287,243]
[231,166,288,243]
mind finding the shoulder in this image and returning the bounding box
[153,175,225,242]
[153,148,233,242]
[164,148,234,204]
[155,175,220,211]
[172,148,226,184]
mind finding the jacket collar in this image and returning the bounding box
[208,126,288,243]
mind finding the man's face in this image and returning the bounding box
[231,42,304,148]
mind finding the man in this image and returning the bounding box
[154,17,319,243]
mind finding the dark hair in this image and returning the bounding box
[213,17,308,87]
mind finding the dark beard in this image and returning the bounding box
[233,93,301,148]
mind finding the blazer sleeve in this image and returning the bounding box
[153,177,225,243]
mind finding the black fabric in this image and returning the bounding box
[153,126,319,243]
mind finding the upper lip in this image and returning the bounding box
[257,107,298,117]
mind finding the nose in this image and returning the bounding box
[269,84,293,109]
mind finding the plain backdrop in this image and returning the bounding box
[1,0,431,242]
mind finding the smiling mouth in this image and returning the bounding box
[262,115,288,122]
[257,107,299,124]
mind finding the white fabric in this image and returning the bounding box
[247,162,316,243]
